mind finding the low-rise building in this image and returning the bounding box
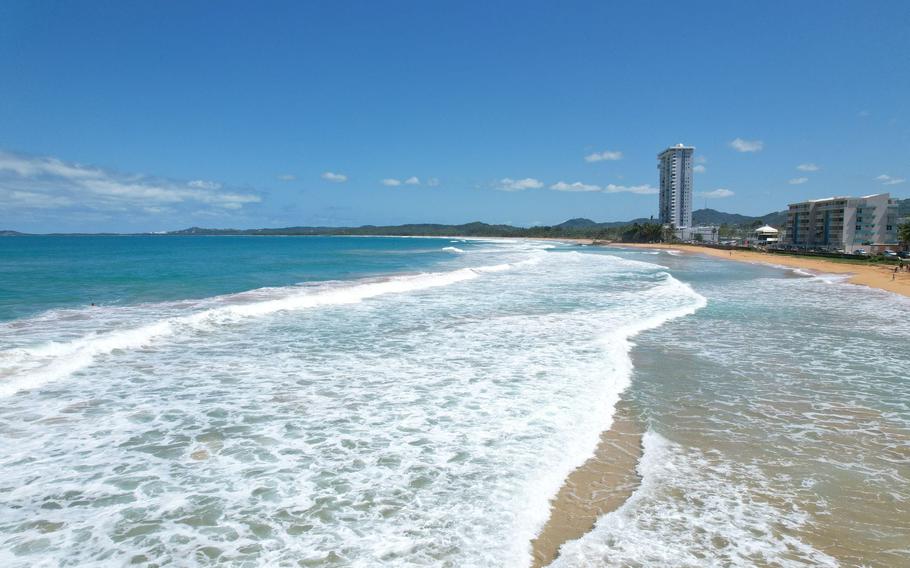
[674,225,719,243]
[753,225,779,246]
[780,193,898,253]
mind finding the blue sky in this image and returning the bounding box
[1,1,908,232]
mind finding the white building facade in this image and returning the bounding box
[658,143,694,229]
[781,193,899,252]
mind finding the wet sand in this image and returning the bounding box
[524,239,909,567]
[530,400,644,567]
[615,243,910,298]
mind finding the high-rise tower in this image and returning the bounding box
[658,143,694,228]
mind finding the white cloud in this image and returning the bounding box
[796,163,819,172]
[699,188,735,198]
[0,188,74,208]
[549,181,601,192]
[381,176,426,187]
[729,138,763,152]
[277,174,296,181]
[321,171,348,183]
[876,174,906,185]
[0,151,261,215]
[693,164,706,174]
[858,110,871,118]
[603,183,658,195]
[188,179,221,190]
[695,155,707,164]
[497,177,543,191]
[0,152,102,179]
[495,179,658,195]
[584,150,623,162]
[788,177,809,185]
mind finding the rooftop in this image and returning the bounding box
[789,193,891,205]
[657,143,695,156]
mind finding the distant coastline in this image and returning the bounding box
[0,207,792,239]
[5,197,908,240]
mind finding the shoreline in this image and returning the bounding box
[528,238,908,566]
[608,243,910,298]
[530,399,643,567]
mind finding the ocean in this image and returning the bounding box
[0,236,907,567]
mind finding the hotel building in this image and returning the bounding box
[781,193,899,252]
[658,143,694,229]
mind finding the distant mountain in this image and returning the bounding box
[554,218,599,229]
[555,209,789,231]
[760,210,790,227]
[554,217,651,229]
[689,198,908,228]
[2,205,821,238]
[166,208,790,238]
[692,208,787,227]
[168,222,526,237]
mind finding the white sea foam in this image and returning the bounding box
[0,320,175,397]
[575,255,910,567]
[754,262,853,285]
[0,244,706,566]
[514,272,706,565]
[0,261,533,398]
[441,246,465,253]
[552,431,839,567]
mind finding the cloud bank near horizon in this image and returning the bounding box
[0,151,262,226]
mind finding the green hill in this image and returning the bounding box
[165,207,791,239]
[693,208,787,227]
[4,205,831,239]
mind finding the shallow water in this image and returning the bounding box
[0,237,907,567]
[553,249,910,567]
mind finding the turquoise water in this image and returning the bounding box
[0,236,472,322]
[0,237,908,567]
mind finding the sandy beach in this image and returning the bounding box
[609,243,910,298]
[529,238,910,566]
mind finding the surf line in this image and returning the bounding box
[0,261,526,398]
[529,274,707,566]
[530,398,644,567]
